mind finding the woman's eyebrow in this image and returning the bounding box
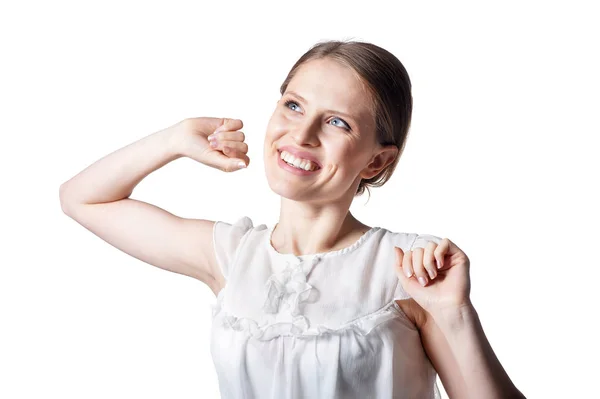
[286,90,359,122]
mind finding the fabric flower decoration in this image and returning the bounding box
[262,259,317,316]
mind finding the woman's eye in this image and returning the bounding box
[284,100,301,112]
[330,117,350,130]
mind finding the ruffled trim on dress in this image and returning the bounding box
[212,287,413,341]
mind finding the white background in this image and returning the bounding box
[1,0,598,398]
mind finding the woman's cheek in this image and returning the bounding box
[269,114,292,136]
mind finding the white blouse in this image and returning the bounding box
[210,216,442,399]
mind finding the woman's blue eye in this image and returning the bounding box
[284,100,301,112]
[283,100,351,131]
[330,117,350,130]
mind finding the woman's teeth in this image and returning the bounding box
[280,150,319,171]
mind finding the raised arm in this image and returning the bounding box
[59,117,249,296]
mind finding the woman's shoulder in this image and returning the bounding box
[212,216,269,281]
[215,215,269,233]
[377,227,443,250]
[213,215,269,254]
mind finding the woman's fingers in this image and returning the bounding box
[208,150,250,171]
[396,242,443,288]
[210,118,243,135]
[207,130,248,160]
[208,130,246,143]
[204,130,250,171]
[211,139,248,154]
[402,249,414,279]
[223,147,250,166]
[423,241,438,280]
[410,248,429,286]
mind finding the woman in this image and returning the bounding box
[60,40,525,398]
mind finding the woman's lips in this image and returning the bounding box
[277,145,322,169]
[277,150,321,176]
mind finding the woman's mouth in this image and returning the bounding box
[277,150,322,176]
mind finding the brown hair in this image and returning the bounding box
[279,39,413,198]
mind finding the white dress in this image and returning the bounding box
[210,216,443,399]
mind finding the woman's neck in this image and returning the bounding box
[272,204,371,256]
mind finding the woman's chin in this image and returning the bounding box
[268,183,308,200]
[264,178,319,201]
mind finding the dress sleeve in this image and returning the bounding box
[212,216,254,280]
[394,233,444,301]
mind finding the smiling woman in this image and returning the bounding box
[60,39,525,399]
[270,41,413,198]
[263,56,401,207]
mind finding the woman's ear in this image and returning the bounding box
[360,145,398,179]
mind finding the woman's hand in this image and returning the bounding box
[169,117,250,172]
[394,238,471,320]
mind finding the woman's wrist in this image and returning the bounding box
[430,300,477,333]
[163,125,189,159]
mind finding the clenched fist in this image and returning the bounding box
[169,117,250,172]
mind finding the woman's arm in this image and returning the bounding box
[59,117,248,292]
[419,302,526,399]
[59,117,247,206]
[59,125,180,206]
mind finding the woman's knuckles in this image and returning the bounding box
[212,140,248,153]
[211,130,245,142]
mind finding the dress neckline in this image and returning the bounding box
[266,223,381,260]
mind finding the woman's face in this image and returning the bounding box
[263,58,382,204]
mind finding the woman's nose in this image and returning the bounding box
[292,118,320,146]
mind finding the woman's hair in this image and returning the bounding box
[279,39,413,198]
